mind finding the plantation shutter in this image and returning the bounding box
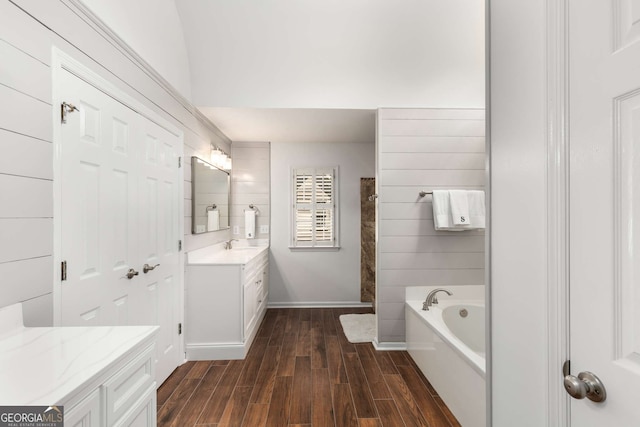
[292,167,337,248]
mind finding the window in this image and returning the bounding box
[291,167,339,249]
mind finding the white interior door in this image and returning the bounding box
[59,69,139,327]
[57,67,181,385]
[569,0,640,424]
[136,116,181,384]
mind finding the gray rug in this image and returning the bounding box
[339,313,376,343]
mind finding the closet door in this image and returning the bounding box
[59,69,139,327]
[135,117,181,384]
[58,68,181,385]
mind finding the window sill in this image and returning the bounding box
[288,246,341,252]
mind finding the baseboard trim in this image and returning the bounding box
[372,338,407,351]
[267,301,373,309]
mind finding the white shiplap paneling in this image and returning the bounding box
[0,130,53,180]
[376,108,486,344]
[0,0,232,322]
[0,175,52,218]
[379,136,486,153]
[379,119,485,137]
[0,218,52,263]
[0,39,51,103]
[0,85,52,142]
[230,142,270,239]
[0,257,52,307]
[379,153,485,170]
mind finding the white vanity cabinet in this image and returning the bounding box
[0,304,159,427]
[186,246,269,360]
[65,343,157,427]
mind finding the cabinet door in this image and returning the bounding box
[113,384,156,427]
[261,263,269,301]
[243,278,257,337]
[65,389,101,427]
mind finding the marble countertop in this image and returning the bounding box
[187,245,268,265]
[0,324,157,405]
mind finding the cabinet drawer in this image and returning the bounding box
[104,344,155,426]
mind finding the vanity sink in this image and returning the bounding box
[187,244,268,265]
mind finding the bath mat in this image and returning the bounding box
[339,313,376,343]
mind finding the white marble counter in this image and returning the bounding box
[0,323,157,405]
[187,244,268,265]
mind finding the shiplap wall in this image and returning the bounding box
[376,108,486,344]
[230,141,270,239]
[0,0,230,325]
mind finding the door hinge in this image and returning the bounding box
[61,261,67,281]
[178,323,182,335]
[178,157,182,168]
[178,240,182,251]
[563,359,571,377]
[61,102,79,124]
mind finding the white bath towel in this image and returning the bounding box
[467,190,485,229]
[245,210,256,239]
[432,190,485,231]
[432,190,454,230]
[449,190,471,226]
[207,209,220,232]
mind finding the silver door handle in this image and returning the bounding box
[143,263,160,274]
[126,268,139,279]
[564,371,606,402]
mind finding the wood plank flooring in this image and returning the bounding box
[157,308,462,427]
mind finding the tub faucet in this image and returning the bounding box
[224,239,238,250]
[423,288,453,310]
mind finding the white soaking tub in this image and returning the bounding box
[406,287,486,427]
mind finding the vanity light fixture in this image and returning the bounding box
[209,143,232,170]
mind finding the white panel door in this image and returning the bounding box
[58,68,181,385]
[59,70,138,327]
[135,116,181,384]
[569,0,640,424]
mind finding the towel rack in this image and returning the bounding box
[205,204,217,212]
[244,204,259,215]
[418,191,433,197]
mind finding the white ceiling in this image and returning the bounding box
[176,0,485,144]
[199,108,376,144]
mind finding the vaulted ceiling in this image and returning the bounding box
[82,0,485,143]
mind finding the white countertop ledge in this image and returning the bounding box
[0,324,158,405]
[187,245,268,265]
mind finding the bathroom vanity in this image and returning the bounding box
[186,244,269,360]
[0,304,158,427]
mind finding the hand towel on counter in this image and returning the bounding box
[449,190,471,226]
[207,209,220,231]
[245,210,256,239]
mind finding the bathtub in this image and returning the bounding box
[406,290,486,427]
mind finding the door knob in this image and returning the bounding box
[143,263,160,273]
[126,268,139,279]
[563,371,606,402]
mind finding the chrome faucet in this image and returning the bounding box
[224,239,238,250]
[422,288,453,310]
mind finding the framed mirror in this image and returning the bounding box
[191,156,230,233]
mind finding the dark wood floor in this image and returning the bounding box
[157,308,461,427]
